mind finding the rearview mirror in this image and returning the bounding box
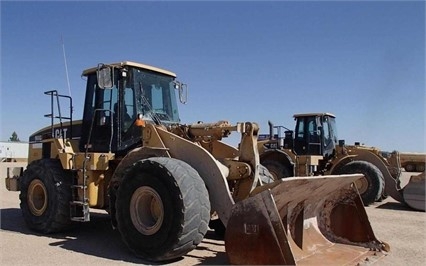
[174,80,188,104]
[97,64,114,89]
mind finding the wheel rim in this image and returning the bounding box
[354,177,369,195]
[130,186,164,235]
[28,179,48,216]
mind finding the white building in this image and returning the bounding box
[0,141,29,161]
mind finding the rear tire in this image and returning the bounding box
[338,161,385,206]
[19,159,73,233]
[115,157,210,261]
[416,164,425,172]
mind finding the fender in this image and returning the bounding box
[329,154,356,174]
[110,146,170,185]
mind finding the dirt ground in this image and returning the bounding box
[0,170,425,265]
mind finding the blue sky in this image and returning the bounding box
[1,1,425,152]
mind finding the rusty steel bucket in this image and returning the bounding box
[225,174,389,265]
[403,172,425,212]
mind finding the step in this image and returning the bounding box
[70,201,88,206]
[71,185,87,189]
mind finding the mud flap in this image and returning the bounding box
[403,172,425,212]
[225,174,389,265]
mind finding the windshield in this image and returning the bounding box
[130,68,180,123]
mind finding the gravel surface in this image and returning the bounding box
[1,169,424,265]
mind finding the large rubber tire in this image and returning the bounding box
[338,160,385,206]
[19,159,73,233]
[115,157,210,262]
[416,164,425,172]
[258,164,276,184]
[262,160,291,181]
[405,164,415,172]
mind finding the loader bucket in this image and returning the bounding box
[403,172,425,211]
[225,174,389,265]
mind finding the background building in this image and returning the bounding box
[0,141,28,162]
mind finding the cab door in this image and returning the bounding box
[79,74,118,153]
[293,116,322,155]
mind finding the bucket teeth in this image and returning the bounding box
[225,174,389,265]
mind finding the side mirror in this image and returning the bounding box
[174,80,188,104]
[317,126,322,136]
[97,64,114,89]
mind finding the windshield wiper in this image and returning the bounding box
[138,82,162,125]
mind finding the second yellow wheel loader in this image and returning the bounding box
[259,113,425,211]
[5,62,389,264]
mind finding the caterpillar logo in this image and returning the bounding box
[54,127,69,139]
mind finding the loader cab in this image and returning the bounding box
[79,62,184,155]
[293,113,338,159]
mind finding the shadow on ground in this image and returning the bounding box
[1,208,211,264]
[374,201,422,212]
[0,208,149,263]
[190,230,228,265]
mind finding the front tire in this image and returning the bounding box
[115,157,210,261]
[262,160,291,181]
[19,159,73,233]
[405,164,415,172]
[338,161,385,206]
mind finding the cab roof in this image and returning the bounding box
[293,113,336,118]
[82,61,177,78]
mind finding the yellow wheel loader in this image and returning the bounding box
[5,62,389,264]
[392,152,426,172]
[259,113,425,211]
